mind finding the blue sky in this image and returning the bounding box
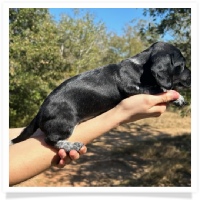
[49,8,172,40]
[49,8,148,36]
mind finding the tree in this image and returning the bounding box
[143,8,191,67]
[143,8,191,114]
[104,19,160,65]
[9,8,68,127]
[57,9,109,76]
[122,21,161,58]
[9,9,112,127]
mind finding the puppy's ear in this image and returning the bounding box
[151,54,172,89]
[170,53,185,76]
[171,53,185,75]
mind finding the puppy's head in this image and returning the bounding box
[150,42,191,91]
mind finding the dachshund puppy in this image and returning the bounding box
[10,42,191,152]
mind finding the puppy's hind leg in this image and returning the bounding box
[43,121,84,153]
[55,140,84,152]
[45,132,84,153]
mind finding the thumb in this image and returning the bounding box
[154,90,180,105]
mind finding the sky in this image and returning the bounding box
[49,8,152,36]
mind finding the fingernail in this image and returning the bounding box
[168,90,180,100]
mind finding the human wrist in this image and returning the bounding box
[111,103,135,126]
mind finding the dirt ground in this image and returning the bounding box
[14,110,191,187]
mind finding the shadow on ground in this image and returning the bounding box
[42,122,191,187]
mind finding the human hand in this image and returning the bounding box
[32,128,87,168]
[115,90,180,124]
[52,146,87,168]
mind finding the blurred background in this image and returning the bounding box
[9,8,191,127]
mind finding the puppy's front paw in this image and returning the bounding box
[172,95,187,107]
[55,140,84,153]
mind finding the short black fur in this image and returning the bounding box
[11,42,191,152]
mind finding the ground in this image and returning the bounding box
[14,110,191,187]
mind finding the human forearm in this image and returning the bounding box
[68,105,121,144]
[69,91,180,144]
[9,107,120,186]
[9,134,58,186]
[9,91,179,186]
[9,105,121,186]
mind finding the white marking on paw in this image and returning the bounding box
[173,95,185,106]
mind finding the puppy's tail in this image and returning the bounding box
[10,115,39,145]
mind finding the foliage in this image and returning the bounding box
[57,10,109,76]
[134,19,162,45]
[9,9,112,127]
[143,8,191,110]
[143,8,191,67]
[9,8,67,127]
[105,24,149,64]
[9,8,191,127]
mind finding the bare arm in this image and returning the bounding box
[9,90,179,186]
[69,90,179,144]
[9,129,88,186]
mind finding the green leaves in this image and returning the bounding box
[9,8,66,127]
[9,8,191,127]
[143,9,191,114]
[57,10,108,75]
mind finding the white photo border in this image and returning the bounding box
[1,0,199,195]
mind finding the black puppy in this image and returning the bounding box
[10,42,191,152]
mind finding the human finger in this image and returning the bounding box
[56,149,71,168]
[79,146,87,155]
[151,90,180,105]
[69,146,87,160]
[69,149,80,160]
[147,103,167,117]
